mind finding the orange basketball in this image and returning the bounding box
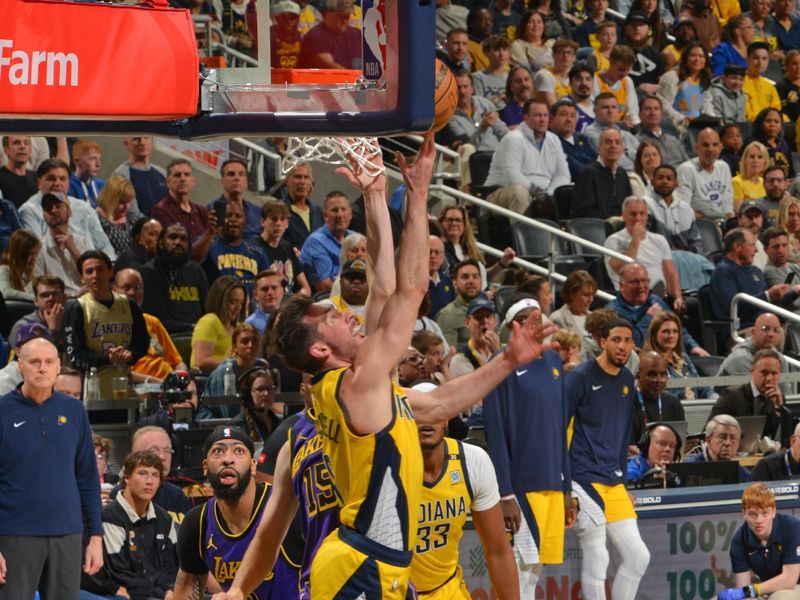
[430,59,458,133]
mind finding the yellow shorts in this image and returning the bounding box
[523,490,566,565]
[310,527,413,600]
[417,568,471,600]
[573,482,636,525]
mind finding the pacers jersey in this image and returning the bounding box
[290,410,341,594]
[595,72,629,119]
[310,367,423,553]
[411,438,473,594]
[200,482,296,599]
[545,66,571,98]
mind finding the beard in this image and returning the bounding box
[207,468,252,501]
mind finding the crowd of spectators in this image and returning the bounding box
[9,0,800,596]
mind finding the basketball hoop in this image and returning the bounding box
[280,136,385,177]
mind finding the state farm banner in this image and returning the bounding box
[0,0,199,119]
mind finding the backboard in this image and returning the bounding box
[0,0,436,139]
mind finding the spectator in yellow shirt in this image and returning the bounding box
[732,141,769,212]
[744,41,782,120]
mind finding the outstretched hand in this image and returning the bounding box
[505,317,558,367]
[334,138,387,196]
[396,133,436,196]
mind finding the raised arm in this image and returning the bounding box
[334,142,394,335]
[212,442,298,600]
[407,317,557,423]
[344,135,436,429]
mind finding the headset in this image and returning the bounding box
[637,422,683,461]
[237,363,281,411]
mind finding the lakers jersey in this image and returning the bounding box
[77,292,134,396]
[200,482,298,599]
[411,438,473,594]
[310,367,423,553]
[290,411,341,594]
[545,66,571,99]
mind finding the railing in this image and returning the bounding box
[730,292,800,370]
[479,244,616,302]
[210,25,259,68]
[428,183,635,278]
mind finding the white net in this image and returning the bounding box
[280,136,385,177]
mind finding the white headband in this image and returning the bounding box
[502,298,541,327]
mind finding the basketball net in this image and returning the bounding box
[281,136,385,177]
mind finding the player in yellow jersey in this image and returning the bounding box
[214,133,554,600]
[410,390,518,600]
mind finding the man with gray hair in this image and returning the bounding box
[711,348,793,446]
[718,312,794,398]
[604,196,683,309]
[684,414,753,482]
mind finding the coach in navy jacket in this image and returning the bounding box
[0,333,103,599]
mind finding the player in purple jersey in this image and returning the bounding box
[172,426,299,600]
[289,409,341,600]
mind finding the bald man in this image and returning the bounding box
[112,268,192,389]
[428,235,455,318]
[631,351,686,443]
[0,336,103,599]
[572,128,633,218]
[675,128,734,220]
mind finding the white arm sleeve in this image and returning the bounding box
[463,443,501,512]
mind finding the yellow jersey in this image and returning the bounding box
[311,367,423,553]
[595,72,631,120]
[545,66,572,98]
[411,438,472,594]
[743,74,781,121]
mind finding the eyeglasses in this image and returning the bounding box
[554,49,576,55]
[713,434,739,442]
[759,326,782,334]
[401,354,424,365]
[252,386,277,394]
[442,217,464,224]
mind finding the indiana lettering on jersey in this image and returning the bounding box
[418,497,467,524]
[91,321,133,337]
[316,411,340,444]
[394,390,414,421]
[168,285,200,302]
[217,253,258,274]
[213,556,273,583]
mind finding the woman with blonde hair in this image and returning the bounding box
[643,311,716,400]
[0,229,40,301]
[778,195,800,262]
[191,275,247,374]
[438,205,515,287]
[732,141,769,211]
[96,175,137,254]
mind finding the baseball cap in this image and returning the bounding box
[738,200,764,216]
[271,0,300,15]
[41,192,69,208]
[626,11,649,24]
[202,426,255,457]
[15,322,53,348]
[341,258,367,279]
[466,297,496,317]
[502,297,541,327]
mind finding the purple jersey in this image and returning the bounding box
[290,411,341,599]
[202,483,299,599]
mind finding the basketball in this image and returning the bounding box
[431,58,458,133]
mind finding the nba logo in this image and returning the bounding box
[362,0,386,81]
